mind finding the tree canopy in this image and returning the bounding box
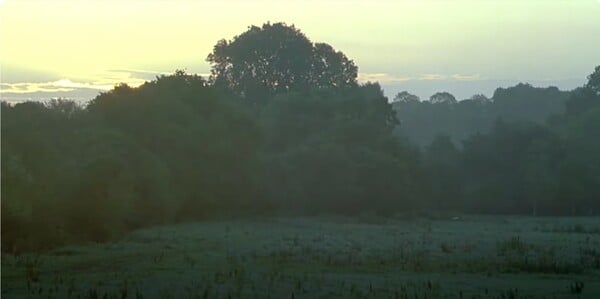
[429,92,457,104]
[393,84,571,147]
[393,91,420,103]
[585,65,600,96]
[207,22,357,103]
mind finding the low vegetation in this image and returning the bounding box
[2,216,599,298]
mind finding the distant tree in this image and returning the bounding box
[429,92,457,104]
[423,134,462,209]
[45,98,84,118]
[392,91,420,103]
[468,94,491,103]
[393,83,570,148]
[557,66,600,214]
[565,87,598,117]
[565,67,600,117]
[559,106,600,215]
[260,83,418,214]
[207,22,357,103]
[492,83,569,123]
[461,121,563,215]
[585,65,600,96]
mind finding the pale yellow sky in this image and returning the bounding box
[1,0,599,101]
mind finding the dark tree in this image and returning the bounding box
[461,121,565,215]
[585,65,600,96]
[207,22,357,103]
[393,91,420,103]
[565,66,600,117]
[260,83,419,214]
[468,94,491,103]
[394,84,570,147]
[429,92,457,104]
[423,135,461,210]
[310,42,358,89]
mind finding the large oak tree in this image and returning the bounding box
[207,22,357,103]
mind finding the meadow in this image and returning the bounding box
[2,215,599,299]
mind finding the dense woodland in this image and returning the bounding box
[392,84,571,147]
[2,23,599,252]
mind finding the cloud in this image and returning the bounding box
[358,73,412,83]
[450,73,482,81]
[0,79,114,103]
[105,69,211,81]
[1,65,61,84]
[0,68,214,103]
[0,79,112,94]
[418,73,482,81]
[419,74,447,80]
[359,72,483,83]
[105,69,169,81]
[0,68,168,97]
[95,69,210,86]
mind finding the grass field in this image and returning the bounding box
[2,215,600,298]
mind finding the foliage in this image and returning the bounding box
[460,121,565,215]
[259,83,421,214]
[392,91,420,103]
[207,22,357,104]
[421,134,461,210]
[1,72,262,251]
[393,84,570,147]
[88,71,263,218]
[429,91,456,104]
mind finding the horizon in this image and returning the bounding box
[2,0,600,102]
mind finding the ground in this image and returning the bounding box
[2,215,600,299]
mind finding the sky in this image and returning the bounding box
[1,0,599,102]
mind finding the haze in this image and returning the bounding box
[3,2,600,297]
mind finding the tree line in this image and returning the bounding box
[392,84,570,147]
[2,22,599,252]
[394,68,599,216]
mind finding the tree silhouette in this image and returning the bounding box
[468,94,491,103]
[585,65,600,96]
[393,91,420,103]
[429,92,457,104]
[310,43,358,89]
[207,22,357,103]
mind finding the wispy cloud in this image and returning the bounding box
[104,69,211,81]
[104,69,169,81]
[0,69,165,97]
[418,74,447,80]
[449,73,482,81]
[0,69,214,102]
[358,73,412,83]
[358,72,483,83]
[0,79,112,94]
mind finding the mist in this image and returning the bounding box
[2,9,600,299]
